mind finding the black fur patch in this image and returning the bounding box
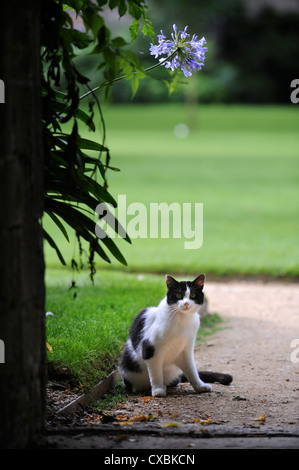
[119,346,141,373]
[142,339,155,360]
[167,376,181,388]
[123,378,133,392]
[180,370,233,385]
[129,308,147,350]
[198,371,233,385]
[166,279,204,306]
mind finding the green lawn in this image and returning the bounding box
[46,269,164,387]
[45,103,299,386]
[44,104,299,277]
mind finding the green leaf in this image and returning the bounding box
[129,18,139,43]
[109,0,118,9]
[45,210,70,242]
[118,0,127,17]
[128,2,142,20]
[111,36,128,48]
[45,198,111,264]
[79,137,109,152]
[82,154,120,171]
[54,132,108,152]
[163,71,182,95]
[72,29,92,49]
[103,46,119,82]
[83,6,104,37]
[131,76,139,99]
[43,229,66,265]
[75,108,96,132]
[141,21,155,39]
[46,159,115,208]
[99,232,128,266]
[119,58,134,79]
[97,25,110,51]
[46,198,128,265]
[95,203,131,243]
[84,177,117,206]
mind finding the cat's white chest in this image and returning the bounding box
[156,311,199,358]
[161,331,187,360]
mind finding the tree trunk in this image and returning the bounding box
[0,1,45,448]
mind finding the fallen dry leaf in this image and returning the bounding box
[130,413,157,422]
[253,414,266,422]
[46,342,53,353]
[199,418,212,424]
[141,396,155,403]
[191,418,212,424]
[130,413,148,422]
[116,414,131,421]
[114,413,157,424]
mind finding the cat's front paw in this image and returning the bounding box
[195,383,212,393]
[152,387,166,397]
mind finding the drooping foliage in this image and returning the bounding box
[41,0,154,277]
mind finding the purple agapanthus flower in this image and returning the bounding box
[149,24,207,77]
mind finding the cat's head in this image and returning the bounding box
[165,274,205,313]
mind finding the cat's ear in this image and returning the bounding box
[165,274,177,288]
[192,274,205,288]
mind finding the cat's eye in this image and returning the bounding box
[190,293,196,298]
[176,293,182,299]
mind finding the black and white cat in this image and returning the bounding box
[119,274,232,397]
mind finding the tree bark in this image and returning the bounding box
[0,1,45,448]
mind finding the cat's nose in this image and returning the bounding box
[184,301,190,307]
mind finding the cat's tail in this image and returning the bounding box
[180,371,233,386]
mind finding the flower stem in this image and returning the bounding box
[79,49,179,102]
